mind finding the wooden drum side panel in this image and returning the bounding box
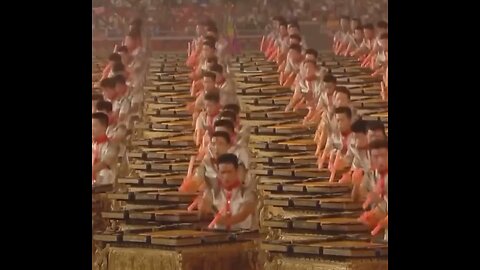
[107,242,257,270]
[108,247,181,270]
[263,255,388,270]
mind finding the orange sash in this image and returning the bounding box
[283,72,297,87]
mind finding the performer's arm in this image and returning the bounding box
[226,201,255,225]
[218,191,257,226]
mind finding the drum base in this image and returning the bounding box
[92,193,111,232]
[264,255,388,270]
[100,241,257,270]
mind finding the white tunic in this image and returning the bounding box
[333,30,347,44]
[316,87,334,112]
[275,35,290,54]
[195,156,218,187]
[330,132,355,154]
[300,34,308,51]
[218,78,239,106]
[360,38,376,51]
[113,95,131,122]
[229,144,255,190]
[210,187,258,230]
[349,37,363,50]
[361,172,388,210]
[284,56,302,75]
[216,38,229,60]
[236,125,251,147]
[92,141,119,185]
[128,47,148,91]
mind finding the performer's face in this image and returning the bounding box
[351,20,360,31]
[207,61,216,70]
[367,129,386,143]
[305,53,316,61]
[203,45,215,58]
[288,26,299,35]
[334,92,350,108]
[215,126,234,139]
[324,82,336,94]
[335,113,351,134]
[203,76,215,90]
[97,110,113,125]
[125,36,137,51]
[340,19,349,30]
[218,163,237,186]
[273,20,280,30]
[196,25,205,36]
[289,49,301,61]
[305,62,316,77]
[377,26,388,35]
[354,132,369,150]
[102,87,116,101]
[92,118,106,138]
[371,147,388,173]
[205,100,220,117]
[206,31,217,39]
[115,82,127,96]
[354,29,364,40]
[215,73,224,84]
[119,52,129,65]
[211,136,230,158]
[364,28,375,39]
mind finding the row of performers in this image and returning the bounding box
[92,18,149,186]
[179,18,257,231]
[261,15,389,240]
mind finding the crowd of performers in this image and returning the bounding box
[178,14,388,240]
[260,15,388,240]
[92,18,148,187]
[92,13,389,241]
[180,18,258,231]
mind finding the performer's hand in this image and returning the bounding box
[186,102,194,114]
[352,169,364,185]
[216,213,232,226]
[317,154,326,170]
[338,172,351,184]
[198,197,212,215]
[381,81,388,101]
[179,173,199,192]
[197,144,206,160]
[358,211,378,228]
[371,216,388,236]
[333,155,345,170]
[358,208,384,228]
[328,150,337,172]
[371,68,384,77]
[187,196,200,212]
[362,192,381,210]
[110,135,122,145]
